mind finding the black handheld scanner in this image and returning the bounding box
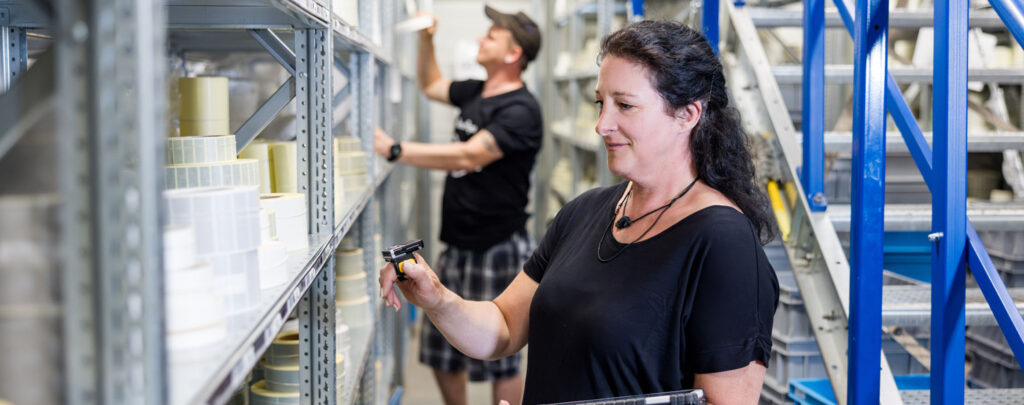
[381,239,424,281]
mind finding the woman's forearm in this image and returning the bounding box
[423,289,514,360]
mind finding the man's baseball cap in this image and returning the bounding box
[484,5,542,63]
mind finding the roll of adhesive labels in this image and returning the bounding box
[167,135,237,165]
[259,193,308,252]
[165,159,260,189]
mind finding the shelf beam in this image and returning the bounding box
[250,28,296,75]
[235,77,295,152]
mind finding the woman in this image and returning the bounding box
[379,21,779,405]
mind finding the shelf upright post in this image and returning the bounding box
[0,25,26,91]
[801,0,826,211]
[847,0,887,400]
[931,0,969,402]
[595,0,613,187]
[55,0,168,403]
[296,26,338,404]
[567,9,582,197]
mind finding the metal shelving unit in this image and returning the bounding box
[0,0,423,404]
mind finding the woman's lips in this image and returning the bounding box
[604,142,628,150]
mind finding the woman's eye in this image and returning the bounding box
[595,100,603,110]
[618,103,633,110]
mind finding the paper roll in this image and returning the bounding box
[339,172,367,191]
[265,330,300,367]
[258,240,289,290]
[269,142,298,193]
[335,152,367,175]
[334,136,362,154]
[337,295,371,327]
[165,262,227,341]
[164,225,198,272]
[178,77,229,136]
[259,209,273,244]
[167,135,237,165]
[335,272,367,301]
[239,141,275,194]
[259,193,308,251]
[263,362,300,392]
[250,380,300,405]
[205,249,261,314]
[335,248,364,277]
[165,159,260,189]
[166,187,261,254]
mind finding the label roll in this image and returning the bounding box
[335,272,367,302]
[268,142,297,194]
[265,330,300,367]
[165,159,260,189]
[178,77,229,136]
[205,249,261,315]
[333,136,362,155]
[263,362,300,392]
[165,186,261,254]
[167,135,237,165]
[259,193,308,252]
[239,141,274,194]
[258,240,289,290]
[164,225,198,272]
[335,248,364,277]
[250,380,300,405]
[335,152,368,175]
[337,295,371,327]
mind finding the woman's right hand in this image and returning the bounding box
[378,252,447,312]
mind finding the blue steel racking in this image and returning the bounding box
[703,0,1024,402]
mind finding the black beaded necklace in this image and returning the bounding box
[597,177,700,263]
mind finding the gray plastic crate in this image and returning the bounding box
[967,333,1024,388]
[774,271,815,340]
[768,335,828,384]
[760,375,793,405]
[978,230,1024,262]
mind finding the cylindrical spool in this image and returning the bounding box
[335,248,364,277]
[262,362,300,393]
[203,248,261,315]
[335,272,367,301]
[250,380,300,405]
[335,152,367,175]
[178,77,229,136]
[268,142,297,193]
[264,330,300,367]
[259,193,307,251]
[165,159,260,189]
[239,141,274,194]
[258,240,289,290]
[259,209,273,244]
[164,225,197,272]
[165,186,262,255]
[339,172,368,192]
[333,136,362,154]
[167,135,237,165]
[337,295,371,327]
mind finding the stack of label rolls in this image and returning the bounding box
[178,77,230,136]
[258,208,289,290]
[164,225,229,405]
[165,186,262,328]
[165,134,259,190]
[252,330,343,404]
[259,194,308,252]
[335,247,371,328]
[333,137,367,216]
[0,194,59,405]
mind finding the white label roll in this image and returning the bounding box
[258,240,289,290]
[335,151,367,175]
[163,225,197,272]
[335,248,364,277]
[166,135,237,165]
[259,193,308,251]
[337,295,371,327]
[165,187,261,254]
[335,271,367,302]
[265,330,300,367]
[165,159,260,189]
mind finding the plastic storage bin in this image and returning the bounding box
[788,375,929,405]
[966,327,1024,388]
[774,271,815,340]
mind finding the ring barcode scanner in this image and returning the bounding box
[381,239,424,281]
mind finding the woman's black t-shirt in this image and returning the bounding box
[522,182,779,404]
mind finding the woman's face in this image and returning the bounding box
[594,55,692,181]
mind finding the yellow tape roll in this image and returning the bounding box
[250,380,300,405]
[167,135,237,165]
[269,142,298,193]
[239,141,274,194]
[178,77,229,136]
[164,159,260,189]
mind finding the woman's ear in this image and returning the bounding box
[675,101,703,134]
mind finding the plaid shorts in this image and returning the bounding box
[419,230,535,381]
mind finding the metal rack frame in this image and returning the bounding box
[0,0,425,403]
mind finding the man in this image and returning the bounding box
[373,6,542,405]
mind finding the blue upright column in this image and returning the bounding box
[702,0,720,54]
[801,0,826,211]
[932,0,969,402]
[848,0,887,400]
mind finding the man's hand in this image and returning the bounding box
[414,11,438,38]
[374,126,395,158]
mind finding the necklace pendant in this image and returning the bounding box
[615,216,632,229]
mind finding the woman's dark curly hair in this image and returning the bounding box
[599,20,775,244]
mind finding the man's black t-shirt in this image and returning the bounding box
[441,80,543,250]
[522,182,779,404]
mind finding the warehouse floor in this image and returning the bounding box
[401,316,527,405]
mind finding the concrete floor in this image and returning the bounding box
[399,317,527,405]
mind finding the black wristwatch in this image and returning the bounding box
[387,142,402,162]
